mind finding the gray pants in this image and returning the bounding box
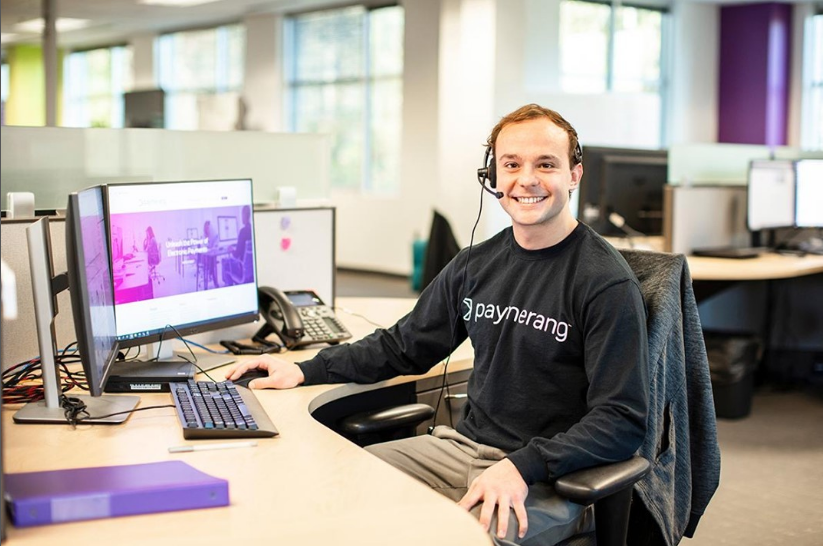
[365,426,593,545]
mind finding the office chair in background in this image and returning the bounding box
[222,240,253,286]
[340,249,720,546]
[146,237,164,285]
[418,210,460,293]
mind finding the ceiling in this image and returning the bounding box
[0,0,804,51]
[0,0,350,49]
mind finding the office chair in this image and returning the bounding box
[340,248,720,546]
[419,210,460,293]
[222,241,253,286]
[146,238,164,285]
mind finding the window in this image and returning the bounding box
[803,12,823,149]
[559,1,665,94]
[156,24,245,130]
[285,5,404,193]
[63,45,133,128]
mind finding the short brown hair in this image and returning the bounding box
[485,104,582,166]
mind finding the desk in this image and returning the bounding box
[2,298,486,546]
[686,253,823,282]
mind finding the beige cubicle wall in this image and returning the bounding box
[1,127,331,212]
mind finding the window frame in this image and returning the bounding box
[154,21,246,130]
[283,3,404,194]
[62,43,133,128]
[560,0,671,146]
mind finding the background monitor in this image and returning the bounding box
[746,159,795,232]
[795,159,823,228]
[597,153,668,236]
[578,145,668,235]
[124,89,165,129]
[105,179,258,367]
[13,186,139,424]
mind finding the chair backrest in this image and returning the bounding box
[420,210,460,293]
[146,237,161,267]
[616,249,721,545]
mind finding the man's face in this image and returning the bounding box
[494,118,582,239]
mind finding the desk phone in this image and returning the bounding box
[255,287,352,349]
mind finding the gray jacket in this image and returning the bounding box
[619,249,721,545]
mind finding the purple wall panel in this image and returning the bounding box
[718,3,792,146]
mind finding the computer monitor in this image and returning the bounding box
[13,186,139,425]
[597,153,668,236]
[578,146,668,235]
[795,159,823,228]
[105,179,258,369]
[746,159,795,232]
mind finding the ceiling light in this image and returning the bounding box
[14,18,91,33]
[138,0,221,6]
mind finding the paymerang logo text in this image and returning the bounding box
[463,298,571,342]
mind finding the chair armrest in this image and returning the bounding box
[339,403,435,435]
[554,456,650,506]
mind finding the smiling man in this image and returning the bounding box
[226,104,650,545]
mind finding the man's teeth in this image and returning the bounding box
[515,196,546,204]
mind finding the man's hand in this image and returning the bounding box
[224,354,305,389]
[457,458,529,539]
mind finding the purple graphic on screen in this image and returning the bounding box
[110,205,255,305]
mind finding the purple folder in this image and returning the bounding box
[5,460,229,527]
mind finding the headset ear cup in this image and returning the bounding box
[489,159,497,188]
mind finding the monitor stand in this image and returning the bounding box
[13,218,140,425]
[13,395,141,425]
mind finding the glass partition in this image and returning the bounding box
[1,127,330,212]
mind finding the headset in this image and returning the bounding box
[476,141,584,200]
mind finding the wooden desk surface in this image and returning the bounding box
[604,236,823,281]
[3,297,488,546]
[686,253,823,281]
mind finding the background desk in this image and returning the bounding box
[3,297,487,546]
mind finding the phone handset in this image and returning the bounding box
[255,286,305,348]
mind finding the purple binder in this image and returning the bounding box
[5,460,229,527]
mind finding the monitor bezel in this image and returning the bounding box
[103,178,259,350]
[66,186,120,397]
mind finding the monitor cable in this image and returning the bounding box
[608,212,646,248]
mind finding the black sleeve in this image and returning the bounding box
[297,254,470,385]
[508,279,650,482]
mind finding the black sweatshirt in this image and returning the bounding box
[298,223,649,484]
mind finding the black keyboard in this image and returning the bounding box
[171,380,279,439]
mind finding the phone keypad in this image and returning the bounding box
[298,307,350,342]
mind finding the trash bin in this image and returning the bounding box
[704,333,761,419]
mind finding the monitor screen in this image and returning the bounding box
[746,159,795,231]
[106,179,258,348]
[597,154,668,236]
[795,159,823,228]
[65,186,119,396]
[578,146,667,235]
